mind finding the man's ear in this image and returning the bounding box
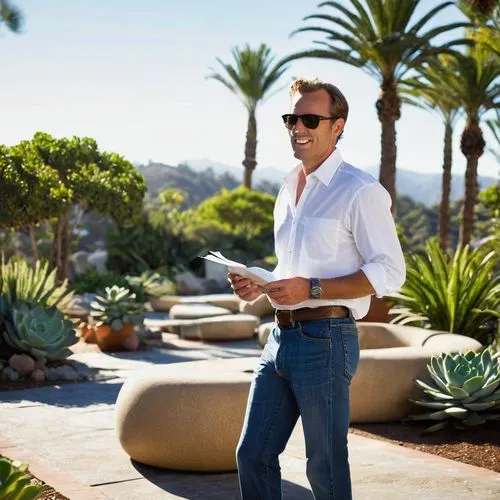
[334,118,345,137]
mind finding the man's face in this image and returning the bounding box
[288,89,343,167]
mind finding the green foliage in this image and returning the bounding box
[0,144,70,230]
[71,268,147,302]
[106,213,191,276]
[0,456,43,500]
[1,302,77,362]
[0,256,74,311]
[125,271,176,298]
[0,0,23,34]
[389,239,500,344]
[194,186,275,238]
[207,43,289,111]
[90,286,143,331]
[407,349,500,433]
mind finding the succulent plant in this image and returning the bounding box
[407,349,500,432]
[0,456,44,500]
[90,285,143,332]
[126,271,176,298]
[1,303,77,362]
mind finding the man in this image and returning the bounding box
[229,78,405,500]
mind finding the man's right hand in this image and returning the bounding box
[228,273,263,302]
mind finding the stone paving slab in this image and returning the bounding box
[1,338,499,499]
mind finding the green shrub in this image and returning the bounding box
[406,349,500,433]
[389,239,500,345]
[0,456,43,500]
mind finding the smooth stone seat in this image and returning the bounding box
[258,321,275,347]
[179,314,259,341]
[115,357,256,472]
[239,294,274,318]
[115,325,482,472]
[149,294,241,313]
[352,323,482,421]
[168,303,232,320]
[258,322,482,421]
[182,294,241,313]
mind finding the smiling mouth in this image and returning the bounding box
[294,138,311,145]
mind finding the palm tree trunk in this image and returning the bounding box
[439,122,453,250]
[459,120,485,245]
[242,108,257,189]
[376,80,401,217]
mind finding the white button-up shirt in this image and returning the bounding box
[271,148,405,319]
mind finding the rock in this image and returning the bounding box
[175,271,207,295]
[123,332,140,351]
[9,354,36,376]
[3,366,20,381]
[45,364,79,381]
[34,358,47,371]
[31,369,45,382]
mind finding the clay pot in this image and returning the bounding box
[79,322,97,344]
[94,323,135,351]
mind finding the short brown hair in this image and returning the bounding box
[290,78,349,122]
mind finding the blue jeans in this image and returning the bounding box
[236,318,360,500]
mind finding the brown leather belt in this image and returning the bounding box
[275,305,350,328]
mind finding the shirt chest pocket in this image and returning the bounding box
[301,217,341,262]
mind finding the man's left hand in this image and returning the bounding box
[264,277,309,305]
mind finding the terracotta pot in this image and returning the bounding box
[94,323,135,351]
[79,322,97,344]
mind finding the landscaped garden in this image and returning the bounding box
[1,0,499,498]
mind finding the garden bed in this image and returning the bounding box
[349,420,500,473]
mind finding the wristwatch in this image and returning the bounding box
[310,278,322,299]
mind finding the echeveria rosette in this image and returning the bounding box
[2,303,77,362]
[90,285,143,332]
[408,349,500,433]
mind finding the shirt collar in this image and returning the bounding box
[285,148,343,189]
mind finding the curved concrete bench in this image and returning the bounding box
[115,324,482,471]
[150,294,241,313]
[258,321,275,347]
[179,314,258,341]
[116,357,255,471]
[239,293,274,318]
[169,303,232,320]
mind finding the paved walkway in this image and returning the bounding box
[1,318,499,499]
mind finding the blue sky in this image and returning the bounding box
[1,0,498,179]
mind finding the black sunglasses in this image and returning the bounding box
[281,113,339,130]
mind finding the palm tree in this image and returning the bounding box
[287,0,469,214]
[207,44,288,189]
[448,51,499,245]
[401,57,461,250]
[0,0,22,33]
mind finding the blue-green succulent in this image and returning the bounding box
[90,285,143,332]
[2,303,77,362]
[408,349,500,432]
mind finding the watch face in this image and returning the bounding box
[311,285,321,298]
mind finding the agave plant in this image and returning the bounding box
[0,256,74,311]
[1,302,77,362]
[0,456,43,500]
[90,285,143,332]
[388,239,500,344]
[407,349,500,433]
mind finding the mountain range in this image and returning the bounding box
[137,158,497,207]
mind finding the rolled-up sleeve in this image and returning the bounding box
[349,182,406,297]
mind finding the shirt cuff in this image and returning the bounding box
[361,262,388,298]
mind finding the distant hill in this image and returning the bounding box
[136,159,497,207]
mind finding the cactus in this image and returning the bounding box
[407,349,500,432]
[1,302,77,362]
[0,456,44,500]
[90,285,143,332]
